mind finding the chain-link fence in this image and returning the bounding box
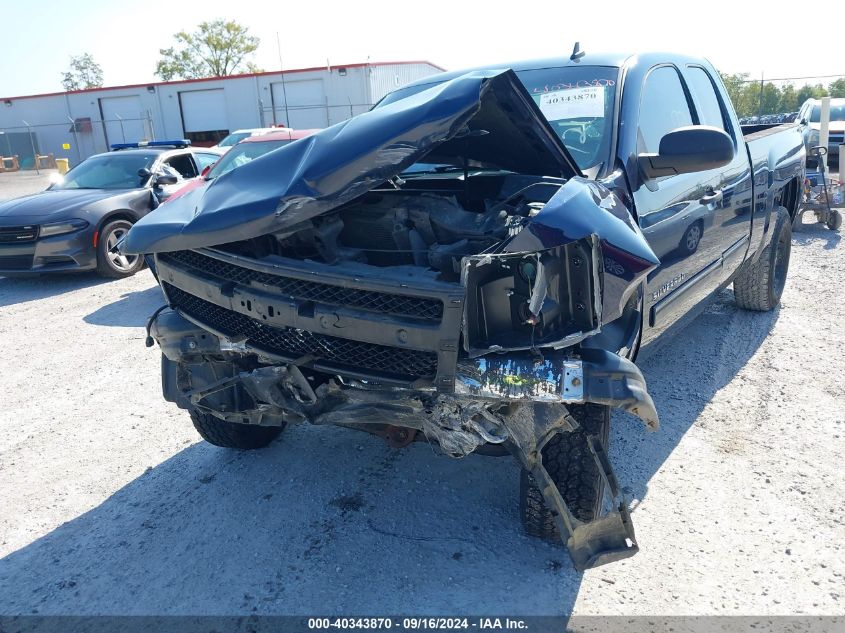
[0,113,154,170]
[256,101,372,129]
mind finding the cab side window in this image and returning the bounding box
[637,66,694,154]
[163,153,197,179]
[685,67,729,132]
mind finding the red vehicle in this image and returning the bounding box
[164,128,320,203]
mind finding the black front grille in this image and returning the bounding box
[0,226,38,243]
[0,255,34,270]
[164,283,438,380]
[160,250,443,322]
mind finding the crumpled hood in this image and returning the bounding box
[0,189,115,224]
[123,69,581,255]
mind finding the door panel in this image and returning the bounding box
[631,65,725,342]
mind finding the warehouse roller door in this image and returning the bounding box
[99,96,148,146]
[179,89,228,144]
[271,79,328,128]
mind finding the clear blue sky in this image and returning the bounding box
[2,0,843,97]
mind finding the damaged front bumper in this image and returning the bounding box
[151,304,658,570]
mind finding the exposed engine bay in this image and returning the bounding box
[230,177,556,276]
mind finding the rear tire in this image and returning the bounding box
[520,404,610,540]
[733,206,791,312]
[827,209,842,231]
[95,219,144,278]
[189,409,284,450]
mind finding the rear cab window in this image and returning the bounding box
[683,65,739,148]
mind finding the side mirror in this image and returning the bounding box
[200,164,213,178]
[638,126,734,180]
[138,167,152,179]
[153,172,179,187]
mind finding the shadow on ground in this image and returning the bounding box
[792,219,842,250]
[0,274,112,309]
[0,290,780,616]
[610,288,779,504]
[83,286,165,327]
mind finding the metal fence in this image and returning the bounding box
[257,101,373,129]
[0,99,377,170]
[0,114,154,169]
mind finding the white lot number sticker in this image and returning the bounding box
[538,86,604,120]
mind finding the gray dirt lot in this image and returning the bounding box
[0,172,842,615]
[0,170,55,201]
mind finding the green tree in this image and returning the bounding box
[719,72,751,116]
[60,53,104,91]
[778,84,797,113]
[828,78,845,98]
[155,20,262,81]
[759,83,781,115]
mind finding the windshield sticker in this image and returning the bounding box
[538,86,605,120]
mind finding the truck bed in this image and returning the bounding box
[741,122,798,141]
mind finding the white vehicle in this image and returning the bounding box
[211,128,279,152]
[797,98,845,164]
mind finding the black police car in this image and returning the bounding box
[0,140,221,278]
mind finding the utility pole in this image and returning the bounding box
[276,32,290,127]
[758,72,765,117]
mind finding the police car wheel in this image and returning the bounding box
[96,220,144,278]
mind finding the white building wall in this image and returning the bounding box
[0,61,442,167]
[368,63,442,103]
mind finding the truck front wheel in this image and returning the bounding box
[189,409,284,450]
[519,403,610,539]
[733,206,791,312]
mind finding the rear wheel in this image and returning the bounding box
[189,409,284,450]
[520,404,610,539]
[827,209,842,231]
[733,206,791,311]
[95,219,144,278]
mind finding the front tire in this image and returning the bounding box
[733,206,791,311]
[520,404,610,540]
[96,219,144,278]
[190,409,284,450]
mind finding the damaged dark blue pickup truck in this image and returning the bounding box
[124,52,805,570]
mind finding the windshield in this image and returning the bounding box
[810,104,845,122]
[208,139,292,179]
[52,153,157,190]
[377,65,618,172]
[217,132,252,147]
[516,66,617,171]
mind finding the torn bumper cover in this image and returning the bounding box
[151,306,658,570]
[455,348,659,430]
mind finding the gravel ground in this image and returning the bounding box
[0,170,55,201]
[0,203,842,615]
